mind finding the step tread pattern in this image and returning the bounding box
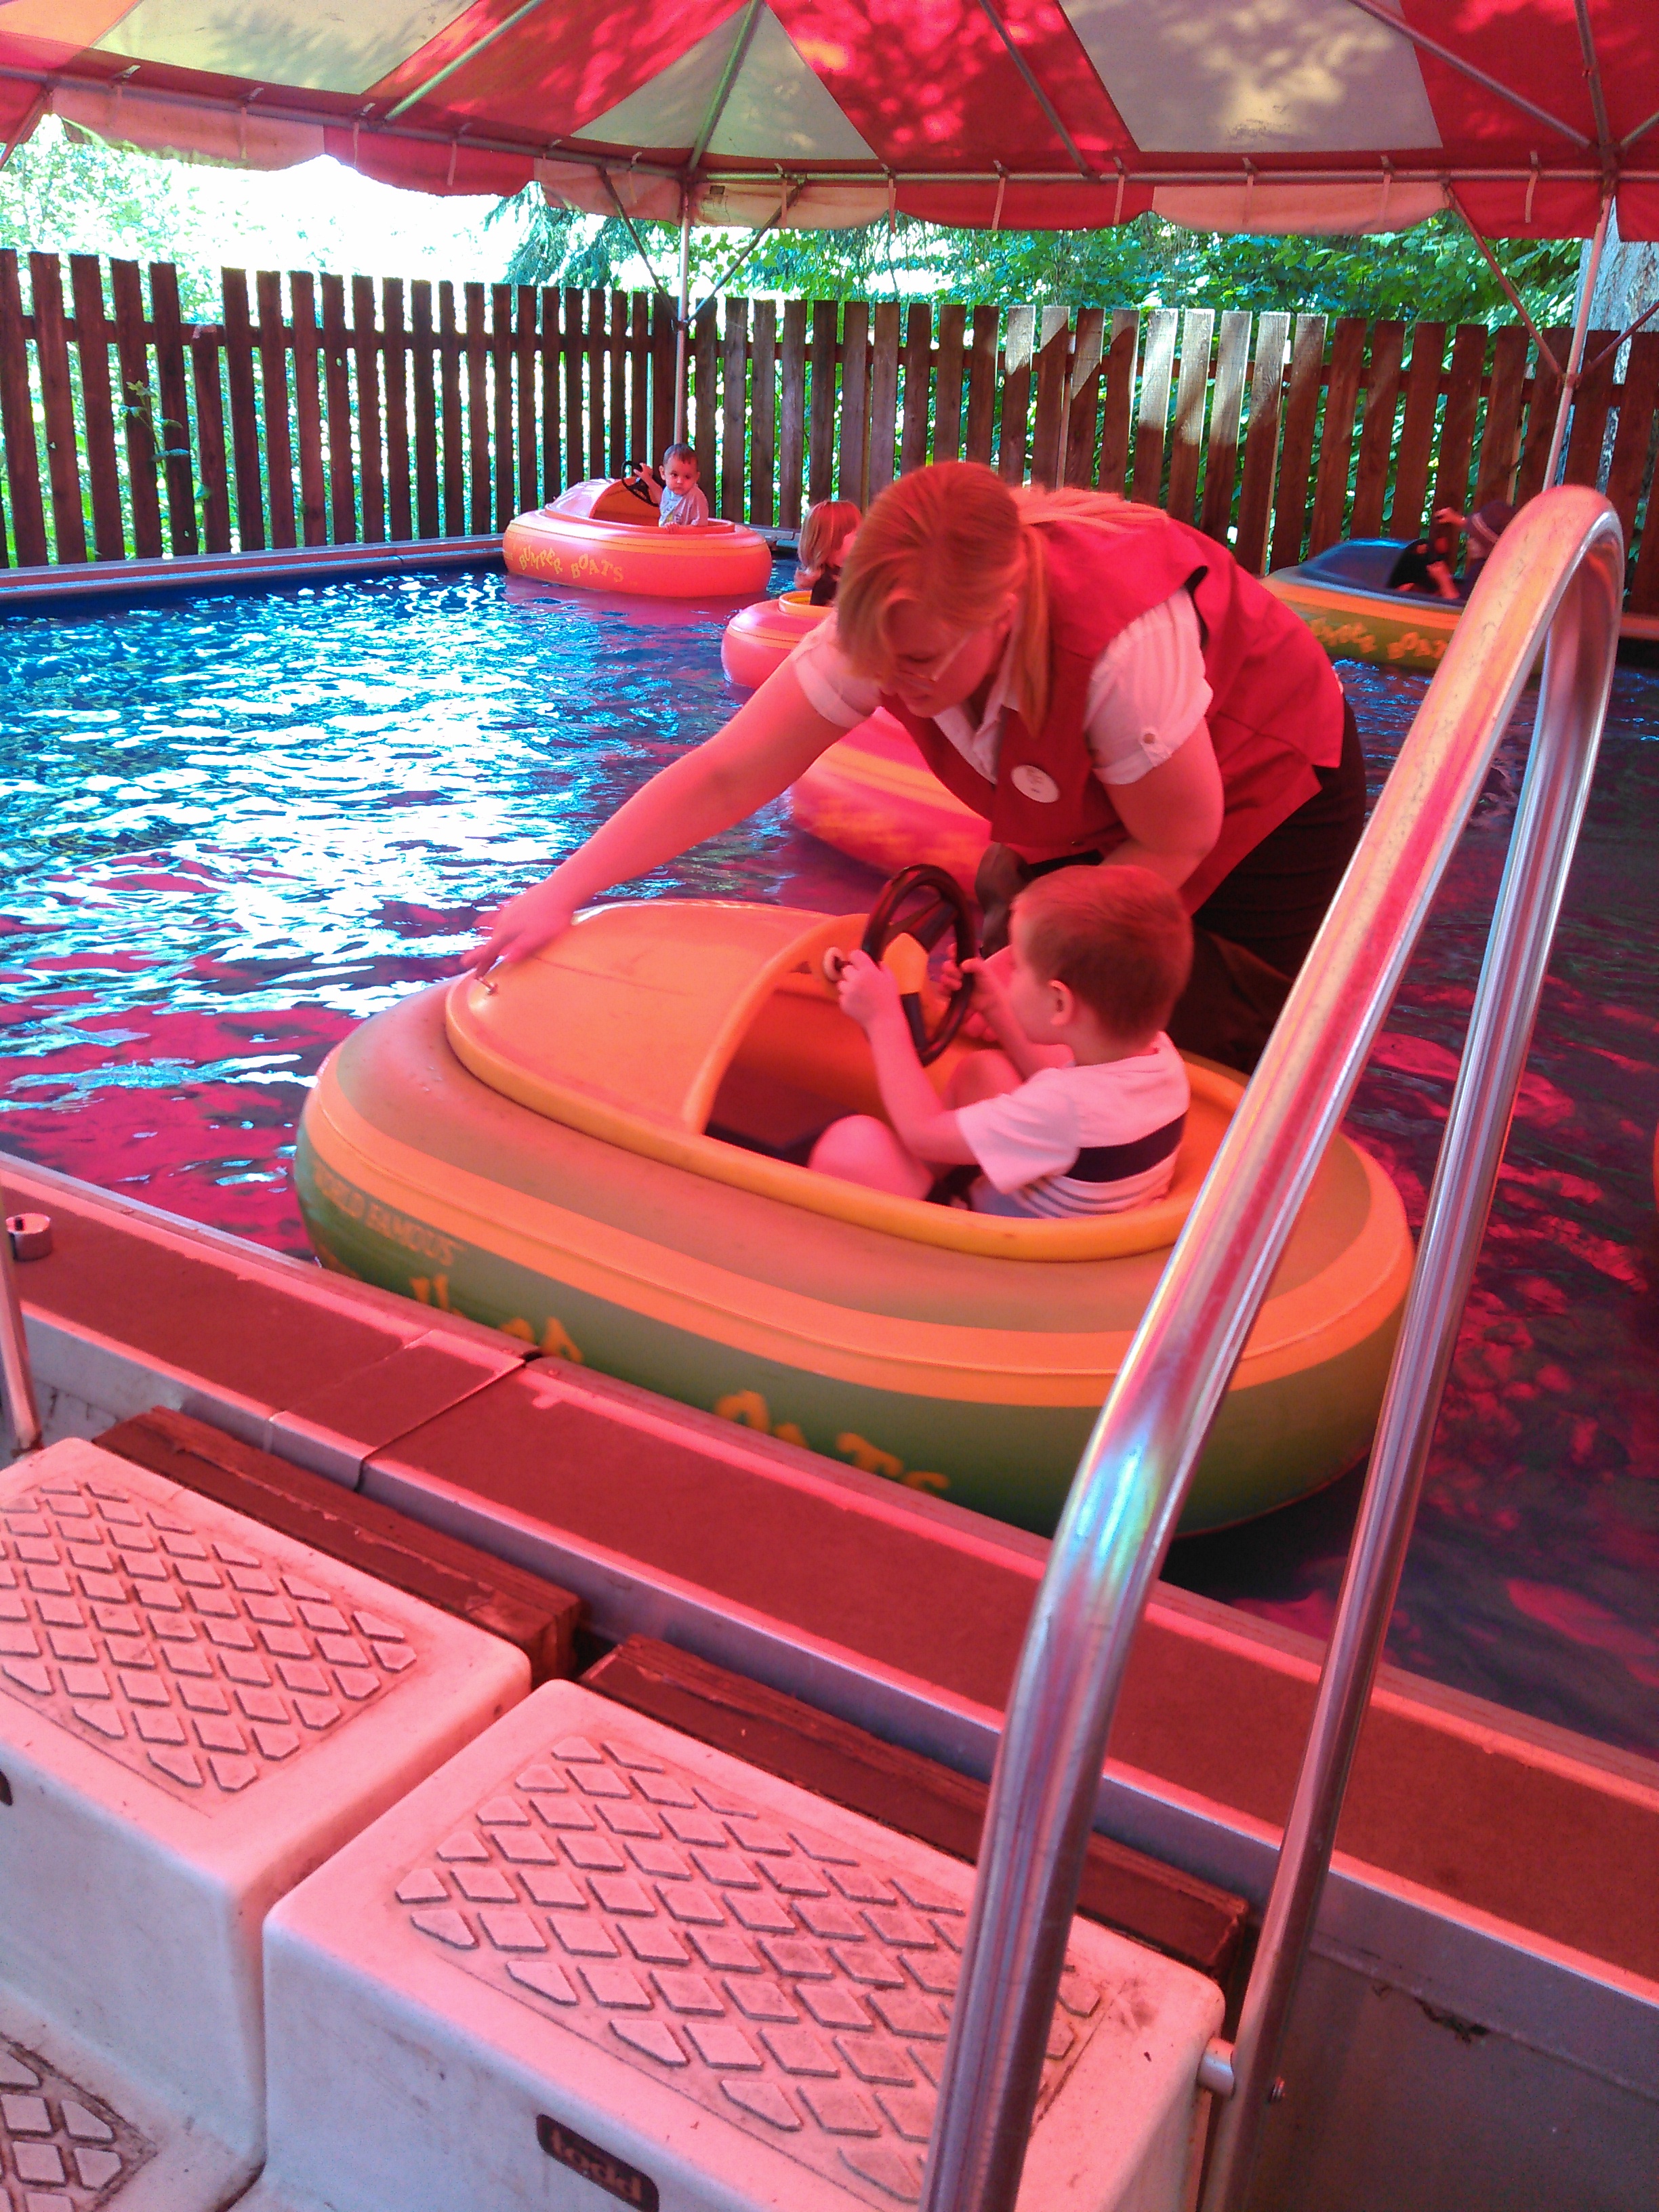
[0,2032,152,2209]
[397,1730,1110,2207]
[0,1468,422,1803]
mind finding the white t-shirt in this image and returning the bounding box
[790,591,1212,789]
[955,1036,1190,1218]
[659,484,710,529]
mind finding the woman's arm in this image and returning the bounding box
[1101,720,1223,890]
[468,665,846,970]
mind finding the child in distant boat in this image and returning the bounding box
[796,499,861,605]
[1389,499,1517,601]
[811,864,1193,1218]
[623,443,711,529]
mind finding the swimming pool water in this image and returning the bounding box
[2,567,1656,1759]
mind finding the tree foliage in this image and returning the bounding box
[493,188,1581,327]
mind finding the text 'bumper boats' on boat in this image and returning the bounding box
[295,888,1411,1536]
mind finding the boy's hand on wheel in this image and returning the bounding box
[464,881,578,975]
[835,948,903,1029]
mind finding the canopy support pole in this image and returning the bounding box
[1544,190,1614,488]
[674,188,692,447]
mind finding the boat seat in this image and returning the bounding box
[0,1436,527,2211]
[1295,537,1410,591]
[245,1681,1224,2212]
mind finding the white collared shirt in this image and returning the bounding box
[788,589,1212,787]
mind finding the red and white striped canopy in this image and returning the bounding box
[2,1,1656,238]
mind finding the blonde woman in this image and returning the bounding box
[470,462,1362,1069]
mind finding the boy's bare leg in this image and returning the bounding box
[808,1114,933,1197]
[943,1048,1021,1109]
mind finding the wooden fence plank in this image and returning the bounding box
[1629,456,1659,611]
[750,298,776,528]
[410,279,440,539]
[650,292,676,465]
[354,274,386,543]
[693,298,719,491]
[255,270,296,549]
[562,287,583,493]
[838,300,869,506]
[489,283,514,529]
[629,293,651,478]
[439,281,466,535]
[28,255,87,563]
[1269,313,1328,570]
[1348,319,1404,539]
[383,279,413,540]
[1471,324,1529,512]
[1233,310,1288,574]
[320,274,355,541]
[190,323,232,554]
[1308,314,1367,555]
[1431,322,1488,519]
[808,300,838,503]
[1165,308,1214,523]
[1513,327,1572,505]
[220,268,264,550]
[721,296,748,520]
[964,303,1000,466]
[1604,329,1659,546]
[69,255,124,560]
[148,262,199,556]
[1563,327,1617,489]
[900,302,933,476]
[1062,306,1105,490]
[541,286,564,497]
[607,291,628,478]
[999,303,1036,483]
[289,271,327,546]
[0,249,47,565]
[1029,305,1071,488]
[514,286,538,515]
[1097,308,1139,495]
[1390,321,1445,537]
[1132,307,1178,504]
[869,300,901,498]
[109,260,162,560]
[779,299,807,525]
[464,282,491,533]
[1198,309,1250,539]
[934,303,966,464]
[587,285,607,480]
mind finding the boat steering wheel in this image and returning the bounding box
[621,465,658,508]
[831,863,977,1065]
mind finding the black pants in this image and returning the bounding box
[975,701,1368,1072]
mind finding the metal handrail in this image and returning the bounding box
[0,1181,43,1454]
[918,486,1626,2212]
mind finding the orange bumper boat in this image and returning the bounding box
[504,478,773,599]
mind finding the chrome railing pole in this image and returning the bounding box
[1200,528,1623,2212]
[0,1184,43,1454]
[916,489,1626,2212]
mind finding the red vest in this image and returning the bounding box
[882,516,1346,910]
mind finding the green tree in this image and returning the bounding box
[0,118,225,312]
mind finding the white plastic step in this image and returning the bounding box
[247,1681,1225,2212]
[0,1437,530,2209]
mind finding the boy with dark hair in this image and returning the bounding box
[624,443,710,529]
[812,865,1193,1218]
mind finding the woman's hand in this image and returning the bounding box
[836,949,903,1030]
[464,878,579,974]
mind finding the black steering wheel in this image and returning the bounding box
[621,465,657,508]
[857,863,978,1065]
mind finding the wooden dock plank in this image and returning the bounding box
[68,254,125,560]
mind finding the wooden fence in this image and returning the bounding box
[3,250,1658,607]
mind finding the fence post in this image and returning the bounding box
[1199,309,1251,539]
[1269,312,1327,570]
[411,279,440,538]
[0,249,46,565]
[354,274,387,543]
[1349,319,1405,539]
[257,269,298,549]
[778,299,807,526]
[1000,304,1036,483]
[751,299,776,527]
[721,296,748,520]
[1164,306,1214,523]
[70,255,125,560]
[1233,311,1288,573]
[148,263,199,556]
[222,268,266,551]
[384,278,413,539]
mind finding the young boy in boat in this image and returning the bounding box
[813,865,1193,1217]
[623,443,711,529]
